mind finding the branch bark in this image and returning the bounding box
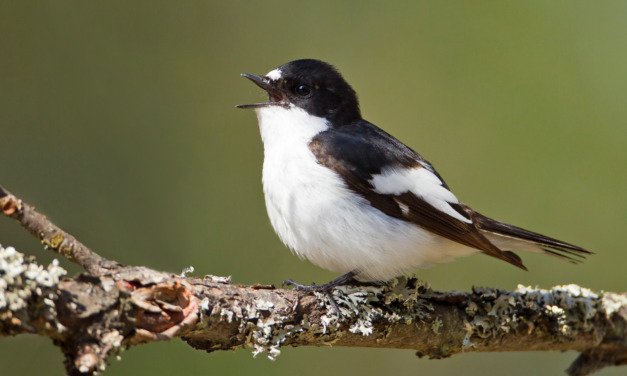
[1,186,625,376]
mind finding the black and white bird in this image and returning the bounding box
[238,59,592,290]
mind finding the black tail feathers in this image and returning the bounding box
[474,212,593,264]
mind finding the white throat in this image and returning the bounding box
[255,105,329,148]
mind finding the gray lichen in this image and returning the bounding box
[0,244,67,335]
[431,317,443,334]
[198,277,435,360]
[601,292,627,318]
[179,265,195,278]
[462,284,605,349]
[193,275,625,366]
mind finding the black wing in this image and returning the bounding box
[309,120,527,270]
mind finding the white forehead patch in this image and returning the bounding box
[266,69,282,81]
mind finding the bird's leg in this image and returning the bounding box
[282,270,359,292]
[283,270,359,314]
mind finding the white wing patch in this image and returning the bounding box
[370,167,472,223]
[266,69,282,80]
[395,199,410,216]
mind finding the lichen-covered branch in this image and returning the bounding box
[1,245,625,376]
[0,186,625,376]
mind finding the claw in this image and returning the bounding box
[280,271,359,315]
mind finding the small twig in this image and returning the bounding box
[0,185,118,276]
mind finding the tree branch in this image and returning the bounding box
[1,186,625,375]
[0,186,118,276]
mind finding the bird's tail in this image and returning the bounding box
[473,212,594,264]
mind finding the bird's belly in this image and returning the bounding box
[262,151,476,281]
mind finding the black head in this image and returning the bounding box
[238,59,361,124]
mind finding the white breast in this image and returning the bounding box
[254,106,477,281]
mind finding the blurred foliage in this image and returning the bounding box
[0,1,625,375]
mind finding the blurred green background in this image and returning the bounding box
[1,1,625,375]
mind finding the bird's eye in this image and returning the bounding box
[294,84,312,97]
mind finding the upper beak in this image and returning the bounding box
[237,73,286,109]
[240,73,271,91]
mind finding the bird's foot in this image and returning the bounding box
[282,270,358,292]
[282,271,359,314]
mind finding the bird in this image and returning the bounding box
[237,58,592,291]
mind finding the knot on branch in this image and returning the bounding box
[124,280,199,344]
[0,189,21,216]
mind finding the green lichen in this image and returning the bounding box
[47,233,65,249]
[41,234,75,259]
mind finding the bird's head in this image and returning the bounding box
[238,59,361,124]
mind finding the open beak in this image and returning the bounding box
[237,73,287,109]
